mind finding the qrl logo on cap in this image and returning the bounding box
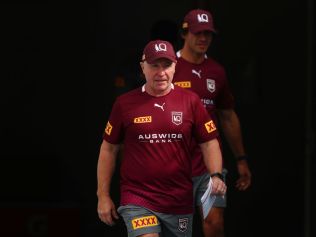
[197,13,209,23]
[155,43,167,52]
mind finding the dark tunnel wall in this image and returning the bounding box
[1,1,314,237]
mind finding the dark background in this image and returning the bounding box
[1,1,314,237]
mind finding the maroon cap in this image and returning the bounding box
[182,9,216,34]
[143,40,176,64]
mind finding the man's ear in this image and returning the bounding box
[140,61,145,71]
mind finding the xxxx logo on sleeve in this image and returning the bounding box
[174,81,191,88]
[134,116,152,123]
[204,120,216,133]
[105,121,113,135]
[131,215,158,230]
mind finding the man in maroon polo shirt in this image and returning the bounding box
[173,9,252,237]
[97,39,226,237]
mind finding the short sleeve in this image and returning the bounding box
[103,99,124,144]
[192,94,219,143]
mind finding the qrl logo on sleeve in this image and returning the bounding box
[204,120,216,133]
[131,215,158,230]
[105,121,113,135]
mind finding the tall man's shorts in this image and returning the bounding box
[118,205,193,237]
[192,169,228,208]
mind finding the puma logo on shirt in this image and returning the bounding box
[154,103,165,111]
[192,69,202,78]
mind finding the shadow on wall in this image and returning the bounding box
[149,19,180,50]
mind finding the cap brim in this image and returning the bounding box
[146,55,177,64]
[188,25,217,34]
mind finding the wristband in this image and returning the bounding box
[210,172,224,181]
[236,155,248,161]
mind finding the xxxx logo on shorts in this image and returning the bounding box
[204,120,216,133]
[105,121,113,135]
[134,116,152,123]
[174,81,191,88]
[131,215,158,230]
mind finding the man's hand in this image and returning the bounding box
[211,176,227,196]
[97,195,119,226]
[235,160,252,190]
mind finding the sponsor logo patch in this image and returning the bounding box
[131,215,158,230]
[178,217,189,232]
[174,81,191,88]
[105,121,112,135]
[138,133,183,143]
[204,120,216,133]
[134,116,152,123]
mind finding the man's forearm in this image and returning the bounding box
[220,110,246,157]
[199,138,223,174]
[97,141,118,198]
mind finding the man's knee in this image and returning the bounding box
[204,217,223,230]
[203,216,224,237]
[139,233,159,237]
[204,208,224,228]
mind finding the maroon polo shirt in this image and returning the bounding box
[173,54,234,176]
[103,84,218,214]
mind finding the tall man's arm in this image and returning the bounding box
[97,140,120,225]
[217,109,252,190]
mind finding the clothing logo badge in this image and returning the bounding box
[206,79,215,93]
[105,121,112,135]
[172,112,182,125]
[131,215,158,230]
[178,217,189,232]
[155,43,167,52]
[134,116,152,123]
[174,81,191,88]
[154,103,165,111]
[201,98,214,106]
[205,120,217,133]
[192,69,202,78]
[197,13,209,23]
[138,133,183,143]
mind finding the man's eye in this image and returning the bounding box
[163,63,172,67]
